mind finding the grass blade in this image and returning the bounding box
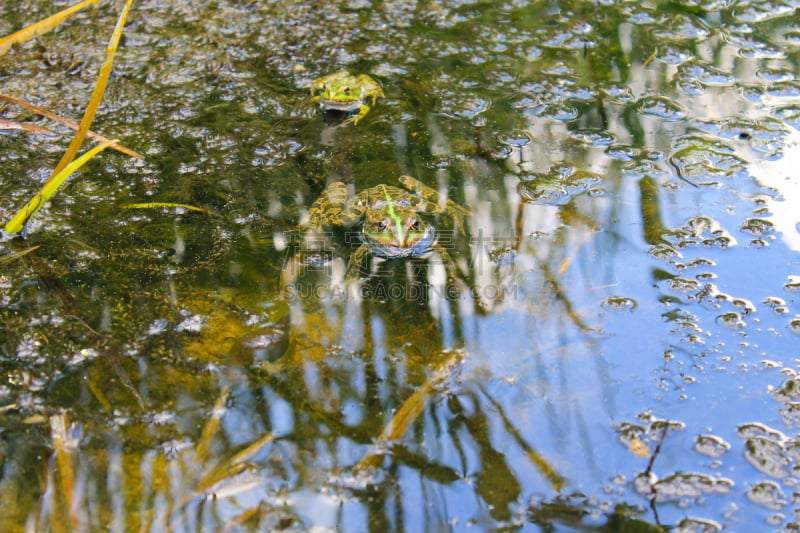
[0,118,55,135]
[0,0,104,56]
[47,0,134,181]
[4,139,117,234]
[123,202,216,216]
[0,92,143,158]
[4,0,135,234]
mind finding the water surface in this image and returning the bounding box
[1,1,800,530]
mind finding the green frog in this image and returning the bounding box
[305,175,470,279]
[310,71,384,125]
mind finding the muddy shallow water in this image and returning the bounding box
[1,1,800,530]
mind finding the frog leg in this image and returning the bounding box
[346,104,372,125]
[307,182,349,229]
[345,244,370,279]
[398,175,471,235]
[357,75,384,98]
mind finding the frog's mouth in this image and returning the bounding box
[319,98,362,112]
[365,223,435,258]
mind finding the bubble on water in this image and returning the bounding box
[758,68,795,83]
[784,276,800,292]
[16,336,43,362]
[600,84,635,104]
[783,27,800,45]
[742,435,791,478]
[678,61,735,87]
[666,215,738,249]
[517,166,601,206]
[509,94,539,109]
[175,313,207,332]
[569,128,614,146]
[68,348,99,366]
[669,277,701,294]
[732,298,756,315]
[733,2,796,23]
[773,105,800,131]
[442,96,492,119]
[675,517,722,533]
[147,318,170,335]
[149,410,177,426]
[650,472,733,502]
[767,81,800,100]
[652,13,711,41]
[747,480,786,510]
[779,402,800,427]
[739,83,767,103]
[601,296,637,312]
[537,102,579,121]
[496,130,532,147]
[518,45,542,62]
[622,159,667,179]
[541,28,596,50]
[488,247,516,265]
[694,434,731,458]
[678,77,706,96]
[762,296,788,314]
[738,43,785,60]
[649,243,681,259]
[655,45,692,65]
[669,135,748,185]
[694,118,789,160]
[673,257,716,270]
[716,312,745,329]
[605,144,636,161]
[773,377,800,402]
[691,117,789,158]
[636,95,687,120]
[740,217,775,237]
[615,421,647,446]
[236,329,290,363]
[697,0,735,9]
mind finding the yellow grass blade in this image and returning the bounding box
[122,202,216,216]
[194,388,230,464]
[0,0,103,56]
[4,0,134,235]
[47,0,134,182]
[356,352,462,471]
[4,139,117,234]
[49,413,78,532]
[0,118,55,135]
[0,93,143,158]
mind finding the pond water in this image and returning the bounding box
[1,0,800,531]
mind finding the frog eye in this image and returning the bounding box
[377,220,389,232]
[409,219,421,231]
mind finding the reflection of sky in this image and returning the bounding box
[755,129,800,251]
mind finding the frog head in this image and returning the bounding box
[311,71,365,110]
[361,190,434,257]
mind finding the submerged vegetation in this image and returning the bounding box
[1,0,799,531]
